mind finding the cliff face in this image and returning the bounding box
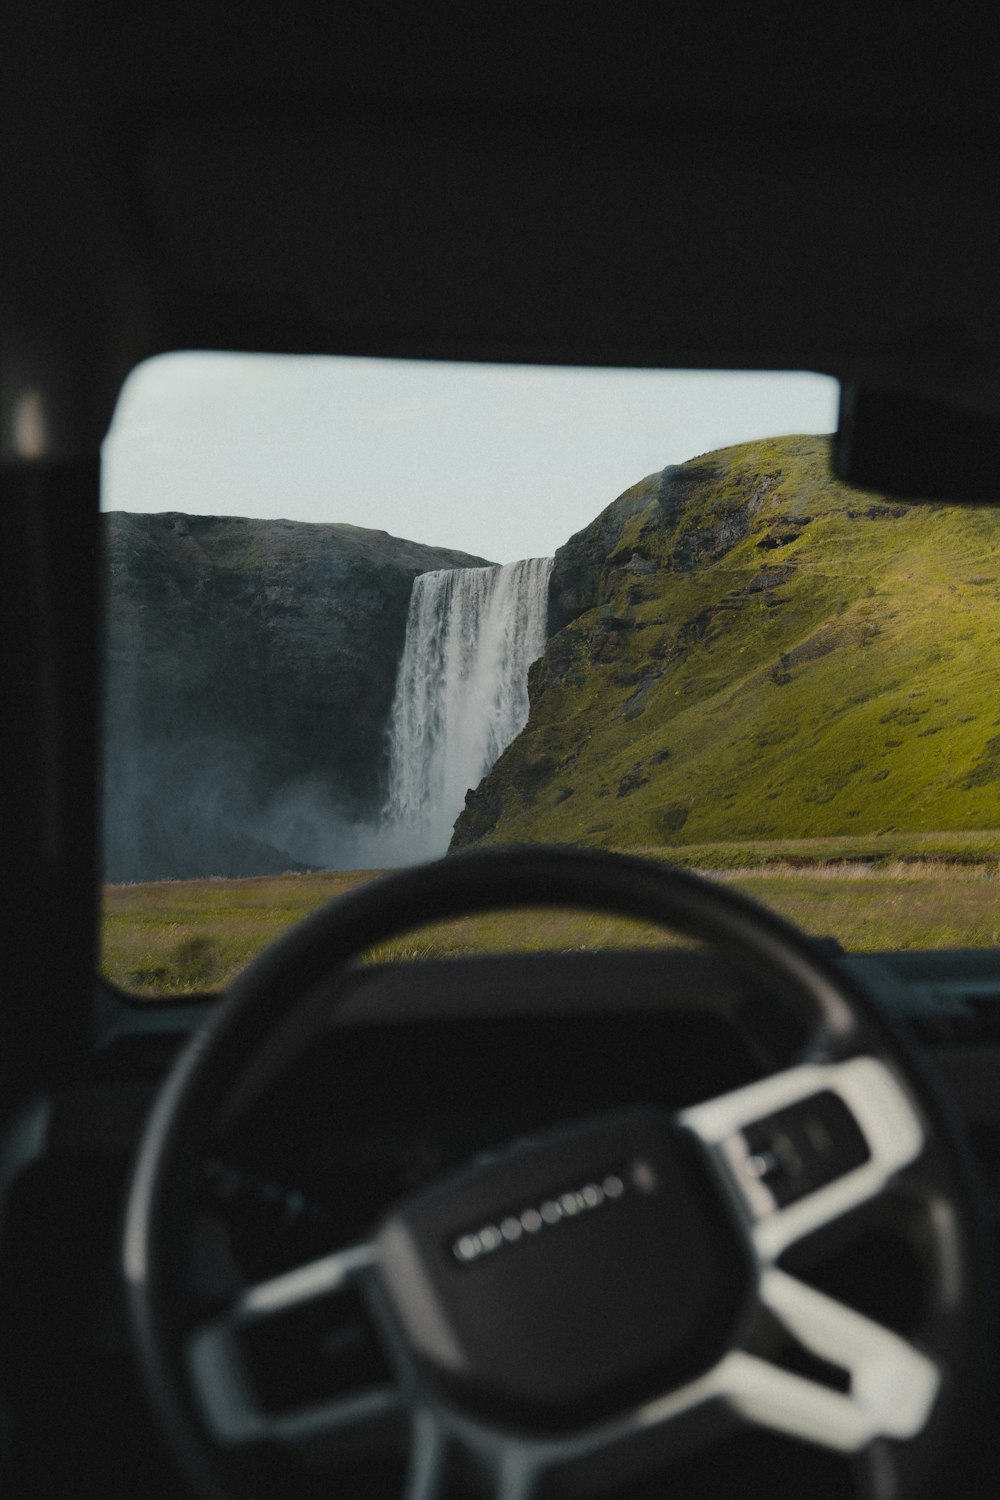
[103,512,489,880]
[453,434,1000,851]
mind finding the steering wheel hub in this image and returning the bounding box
[376,1106,755,1426]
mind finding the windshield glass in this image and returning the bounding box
[99,355,1000,996]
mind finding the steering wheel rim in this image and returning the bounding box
[123,846,994,1500]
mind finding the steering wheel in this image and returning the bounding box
[123,847,993,1499]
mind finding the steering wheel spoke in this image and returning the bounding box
[746,1267,940,1448]
[401,1413,546,1500]
[187,1240,405,1454]
[681,1054,926,1259]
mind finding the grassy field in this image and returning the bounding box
[101,838,1000,997]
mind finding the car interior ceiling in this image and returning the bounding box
[4,6,1000,1498]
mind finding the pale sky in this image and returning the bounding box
[101,353,839,563]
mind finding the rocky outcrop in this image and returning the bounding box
[103,513,489,880]
[545,458,822,635]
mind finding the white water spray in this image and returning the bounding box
[382,556,553,858]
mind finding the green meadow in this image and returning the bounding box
[101,841,1000,997]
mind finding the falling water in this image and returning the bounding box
[383,556,554,857]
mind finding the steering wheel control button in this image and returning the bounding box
[739,1091,870,1210]
[234,1285,393,1413]
[376,1107,753,1428]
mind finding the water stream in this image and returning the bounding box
[382,556,553,858]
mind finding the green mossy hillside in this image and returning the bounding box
[452,435,1000,851]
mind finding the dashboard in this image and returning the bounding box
[3,946,1000,1497]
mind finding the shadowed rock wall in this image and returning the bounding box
[103,512,489,880]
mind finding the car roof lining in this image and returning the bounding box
[4,6,1000,465]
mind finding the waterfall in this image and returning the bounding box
[383,556,554,857]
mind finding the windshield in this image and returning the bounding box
[99,355,1000,996]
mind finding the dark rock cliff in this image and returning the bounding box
[103,512,489,880]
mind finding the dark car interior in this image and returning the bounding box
[4,7,1000,1497]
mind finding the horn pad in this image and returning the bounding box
[376,1107,754,1428]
